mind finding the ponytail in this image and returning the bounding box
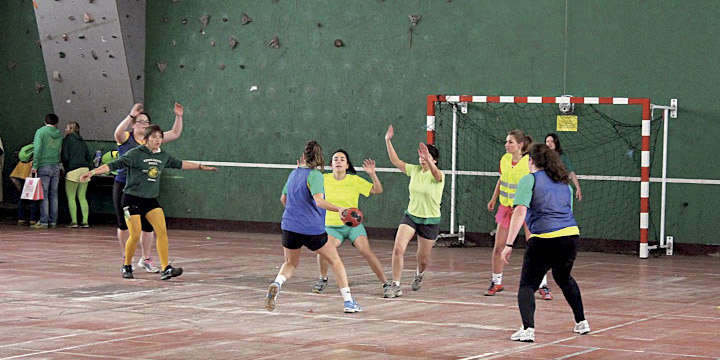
[508,129,533,155]
[304,140,325,171]
[528,143,568,183]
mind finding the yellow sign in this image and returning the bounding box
[556,115,578,132]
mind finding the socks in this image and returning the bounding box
[416,268,424,276]
[539,274,548,288]
[393,281,400,286]
[274,275,287,288]
[340,287,353,302]
[492,273,503,285]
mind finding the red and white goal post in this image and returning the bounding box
[426,95,676,258]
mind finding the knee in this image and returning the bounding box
[287,258,300,268]
[392,246,405,258]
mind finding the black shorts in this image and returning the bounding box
[114,182,153,232]
[282,230,328,251]
[123,193,162,220]
[400,214,440,240]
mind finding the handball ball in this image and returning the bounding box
[341,207,363,227]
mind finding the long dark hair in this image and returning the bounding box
[333,149,356,174]
[508,129,533,155]
[304,140,324,170]
[528,143,568,183]
[426,144,440,166]
[545,133,563,154]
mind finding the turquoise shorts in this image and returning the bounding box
[325,224,367,243]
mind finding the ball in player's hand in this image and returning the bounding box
[341,207,363,227]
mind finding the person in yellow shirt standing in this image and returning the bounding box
[311,149,389,295]
[384,125,445,298]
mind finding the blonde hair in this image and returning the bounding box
[67,122,80,134]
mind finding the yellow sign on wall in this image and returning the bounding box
[556,115,578,132]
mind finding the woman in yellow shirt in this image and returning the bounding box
[311,149,388,295]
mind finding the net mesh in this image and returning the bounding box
[432,101,663,241]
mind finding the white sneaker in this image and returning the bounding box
[138,258,160,273]
[510,327,535,342]
[574,320,590,334]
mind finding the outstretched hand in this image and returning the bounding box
[363,159,376,175]
[130,103,143,117]
[174,102,184,117]
[418,142,432,163]
[385,125,394,141]
[202,165,218,172]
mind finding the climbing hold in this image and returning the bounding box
[409,14,421,26]
[241,13,252,25]
[210,40,216,47]
[91,50,98,60]
[7,61,17,71]
[219,63,225,70]
[46,34,52,40]
[102,71,107,77]
[59,52,66,58]
[157,62,167,73]
[239,65,245,69]
[222,17,228,22]
[108,54,115,58]
[200,14,210,27]
[163,17,169,23]
[83,12,94,23]
[68,15,75,21]
[35,83,45,93]
[78,35,85,39]
[268,36,280,48]
[52,71,62,82]
[62,33,69,41]
[334,39,343,47]
[181,18,187,25]
[229,36,237,50]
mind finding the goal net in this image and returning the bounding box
[428,96,662,251]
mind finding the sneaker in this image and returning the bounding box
[67,223,79,228]
[485,281,504,296]
[29,221,37,226]
[49,223,57,228]
[343,300,363,313]
[312,277,328,293]
[138,258,160,273]
[384,284,403,298]
[17,220,27,226]
[511,327,535,342]
[538,286,554,300]
[80,223,90,228]
[265,282,280,311]
[32,223,48,229]
[574,320,591,334]
[411,273,424,291]
[122,265,133,279]
[160,265,183,280]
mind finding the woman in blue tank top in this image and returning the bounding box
[264,140,363,314]
[501,143,589,343]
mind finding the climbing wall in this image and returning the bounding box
[33,0,144,140]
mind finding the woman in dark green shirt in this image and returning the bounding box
[81,125,217,280]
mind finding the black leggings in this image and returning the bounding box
[518,235,585,329]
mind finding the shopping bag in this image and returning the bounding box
[20,177,44,200]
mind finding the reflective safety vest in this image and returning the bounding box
[499,153,530,207]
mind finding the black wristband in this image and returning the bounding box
[505,243,513,248]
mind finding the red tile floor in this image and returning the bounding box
[1,224,719,359]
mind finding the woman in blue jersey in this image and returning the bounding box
[265,141,363,313]
[112,102,184,273]
[501,143,590,343]
[311,149,389,295]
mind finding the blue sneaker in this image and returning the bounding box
[265,282,280,311]
[343,300,363,313]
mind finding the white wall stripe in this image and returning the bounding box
[527,96,542,103]
[642,120,651,136]
[641,151,650,167]
[641,181,649,197]
[187,161,720,185]
[473,96,486,102]
[426,115,435,130]
[640,213,649,229]
[499,96,514,103]
[446,96,460,102]
[585,97,599,104]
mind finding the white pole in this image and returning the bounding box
[660,108,669,247]
[450,104,458,234]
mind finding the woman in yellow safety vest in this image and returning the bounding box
[486,129,554,299]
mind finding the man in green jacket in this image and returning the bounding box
[31,114,63,228]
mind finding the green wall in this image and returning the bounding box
[3,1,719,245]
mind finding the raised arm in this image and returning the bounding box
[385,125,407,173]
[115,103,143,143]
[418,143,443,182]
[162,102,184,143]
[363,159,383,194]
